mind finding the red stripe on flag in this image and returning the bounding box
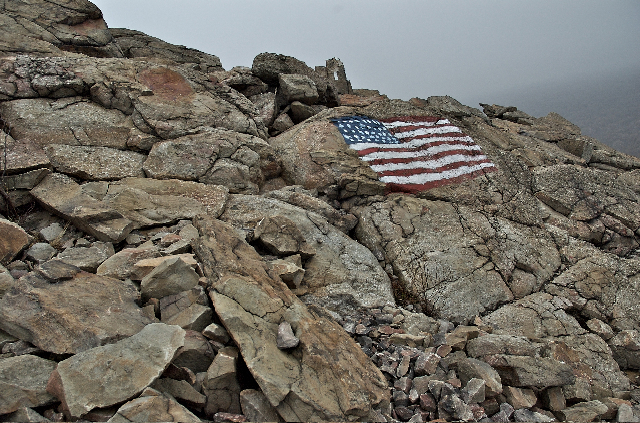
[376,158,495,178]
[385,167,498,194]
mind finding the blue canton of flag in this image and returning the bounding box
[331,116,399,146]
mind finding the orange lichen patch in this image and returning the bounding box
[138,67,195,102]
[68,18,109,35]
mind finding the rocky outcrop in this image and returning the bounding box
[1,1,639,422]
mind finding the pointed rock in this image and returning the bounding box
[276,321,299,349]
[140,256,200,301]
[47,323,185,419]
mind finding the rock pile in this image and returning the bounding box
[1,1,640,422]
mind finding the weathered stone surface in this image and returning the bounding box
[265,185,358,234]
[47,323,185,418]
[194,215,389,421]
[160,285,209,322]
[0,218,31,265]
[484,354,575,388]
[557,400,609,422]
[0,406,51,422]
[0,355,57,414]
[277,74,318,105]
[466,334,540,358]
[0,98,134,148]
[218,195,394,311]
[31,173,134,242]
[0,270,151,354]
[54,241,114,272]
[106,388,201,423]
[108,177,229,220]
[484,292,586,339]
[111,28,222,72]
[457,358,503,397]
[503,386,537,409]
[150,378,206,410]
[254,215,315,257]
[353,195,561,323]
[240,389,282,423]
[203,346,242,416]
[25,242,56,263]
[0,138,50,176]
[96,245,161,280]
[140,256,200,301]
[143,128,274,193]
[276,321,300,349]
[171,330,215,374]
[0,0,120,58]
[44,144,146,180]
[163,304,213,332]
[609,330,640,370]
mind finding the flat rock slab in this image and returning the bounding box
[44,144,146,181]
[30,172,134,243]
[0,355,57,414]
[108,177,229,220]
[47,323,186,419]
[0,270,152,354]
[193,216,389,422]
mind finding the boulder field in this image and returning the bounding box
[1,1,639,422]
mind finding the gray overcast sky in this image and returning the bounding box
[92,0,640,110]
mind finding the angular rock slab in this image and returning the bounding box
[44,144,146,181]
[106,177,229,221]
[194,216,389,421]
[47,323,186,419]
[219,195,395,310]
[0,270,152,354]
[30,173,134,243]
[0,355,57,414]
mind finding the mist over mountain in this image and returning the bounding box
[468,68,640,158]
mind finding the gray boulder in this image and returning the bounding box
[0,355,57,414]
[0,270,151,354]
[47,323,186,418]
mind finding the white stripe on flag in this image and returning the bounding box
[348,135,475,151]
[370,154,489,173]
[393,125,463,139]
[360,143,482,161]
[379,162,496,185]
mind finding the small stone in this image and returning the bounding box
[203,323,231,344]
[504,386,537,409]
[513,409,555,422]
[409,389,420,404]
[419,393,436,412]
[395,377,412,394]
[586,318,615,340]
[541,386,566,411]
[397,354,411,378]
[415,352,441,376]
[276,321,299,349]
[394,406,414,421]
[557,400,609,422]
[140,256,200,301]
[462,378,486,404]
[393,390,410,407]
[616,403,636,422]
[26,243,57,264]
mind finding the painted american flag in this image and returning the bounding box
[331,115,497,193]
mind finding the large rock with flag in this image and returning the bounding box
[1,1,640,422]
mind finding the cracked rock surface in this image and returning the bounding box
[1,1,640,422]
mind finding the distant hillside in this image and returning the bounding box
[476,68,640,158]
